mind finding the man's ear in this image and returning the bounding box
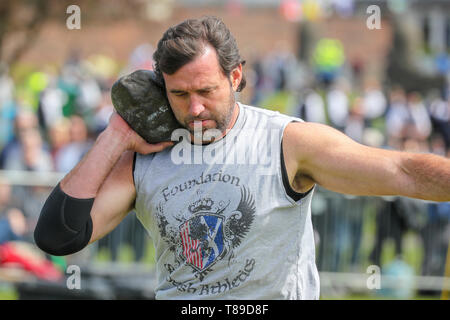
[230,64,243,92]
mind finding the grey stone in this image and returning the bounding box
[111,70,182,144]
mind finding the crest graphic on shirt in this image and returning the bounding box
[180,212,225,271]
[179,187,255,272]
[156,186,255,275]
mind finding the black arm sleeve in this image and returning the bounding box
[34,183,94,256]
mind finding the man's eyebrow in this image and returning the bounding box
[169,86,218,94]
[198,86,218,92]
[169,89,186,94]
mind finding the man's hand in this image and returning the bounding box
[107,112,174,155]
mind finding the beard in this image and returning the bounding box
[182,86,236,143]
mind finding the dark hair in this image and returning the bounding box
[153,16,246,92]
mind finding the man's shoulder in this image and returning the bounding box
[240,103,303,125]
[241,103,284,117]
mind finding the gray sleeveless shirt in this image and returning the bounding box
[133,103,320,299]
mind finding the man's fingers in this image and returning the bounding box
[137,141,174,154]
[157,141,176,151]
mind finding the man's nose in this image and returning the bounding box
[188,95,205,117]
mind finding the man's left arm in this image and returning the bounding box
[283,122,450,202]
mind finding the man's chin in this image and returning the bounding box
[187,125,228,144]
[187,119,217,130]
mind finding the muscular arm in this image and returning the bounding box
[60,122,136,244]
[283,122,450,202]
[64,113,173,243]
[35,113,173,254]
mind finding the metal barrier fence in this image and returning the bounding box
[1,169,449,299]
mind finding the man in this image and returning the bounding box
[34,16,450,299]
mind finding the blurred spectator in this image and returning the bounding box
[0,65,16,149]
[0,179,12,210]
[1,119,54,241]
[48,118,71,168]
[98,212,148,263]
[420,135,450,284]
[250,48,299,108]
[405,92,432,141]
[55,115,93,173]
[0,209,27,245]
[385,86,410,140]
[76,74,102,115]
[1,126,54,241]
[0,180,61,282]
[250,57,265,105]
[370,139,428,268]
[3,128,53,172]
[313,38,345,86]
[420,202,450,278]
[0,65,14,106]
[331,0,355,18]
[297,88,327,123]
[344,97,365,143]
[264,49,294,93]
[326,81,350,130]
[379,257,415,299]
[428,94,450,150]
[56,62,82,118]
[369,198,411,268]
[0,179,27,244]
[361,79,387,124]
[429,133,447,156]
[327,195,365,272]
[0,108,39,169]
[38,77,68,131]
[92,91,114,135]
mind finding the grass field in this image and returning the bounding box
[0,286,18,300]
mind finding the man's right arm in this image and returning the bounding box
[34,113,173,255]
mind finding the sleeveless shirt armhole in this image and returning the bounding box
[131,152,137,208]
[280,138,313,202]
[132,152,137,186]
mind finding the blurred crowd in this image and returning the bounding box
[0,40,449,293]
[249,46,450,289]
[0,44,155,274]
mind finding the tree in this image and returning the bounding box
[385,18,445,94]
[0,0,52,66]
[0,0,159,67]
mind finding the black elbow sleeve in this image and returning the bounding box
[34,183,94,256]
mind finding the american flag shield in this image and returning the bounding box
[180,214,225,271]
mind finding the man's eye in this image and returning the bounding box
[175,92,187,97]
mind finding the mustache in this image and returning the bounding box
[185,114,214,123]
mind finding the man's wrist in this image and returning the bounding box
[60,126,130,198]
[99,125,132,155]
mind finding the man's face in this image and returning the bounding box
[163,45,242,143]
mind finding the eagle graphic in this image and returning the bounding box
[223,187,256,248]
